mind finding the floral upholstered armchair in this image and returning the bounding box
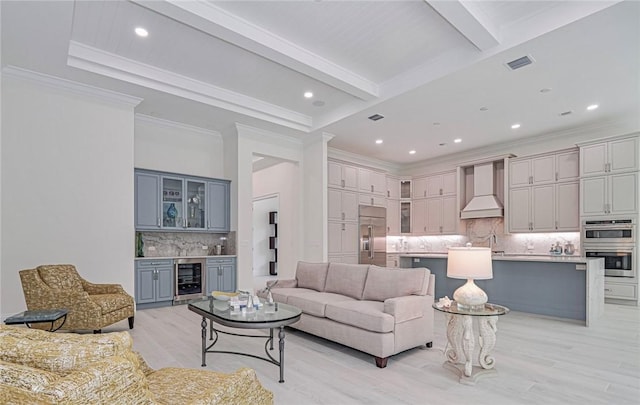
[19,264,135,333]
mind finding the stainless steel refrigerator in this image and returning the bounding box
[359,205,387,266]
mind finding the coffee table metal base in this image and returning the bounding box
[200,317,288,383]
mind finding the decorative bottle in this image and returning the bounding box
[167,203,178,218]
[136,232,144,258]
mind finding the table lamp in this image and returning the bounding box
[447,244,493,309]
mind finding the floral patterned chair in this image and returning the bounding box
[19,264,134,333]
[0,325,274,404]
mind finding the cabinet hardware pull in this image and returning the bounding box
[342,224,345,231]
[439,188,443,195]
[371,185,374,192]
[387,190,390,197]
[341,212,345,220]
[423,190,426,197]
[157,217,160,227]
[555,221,558,229]
[439,226,443,233]
[529,175,533,184]
[370,198,374,205]
[555,172,558,181]
[604,288,611,292]
[341,179,345,188]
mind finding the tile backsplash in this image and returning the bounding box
[387,218,580,255]
[138,231,236,257]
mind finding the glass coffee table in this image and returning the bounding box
[188,297,301,383]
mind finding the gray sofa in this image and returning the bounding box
[260,261,435,368]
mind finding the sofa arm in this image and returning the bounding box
[383,296,426,323]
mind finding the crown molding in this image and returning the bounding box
[2,65,142,107]
[135,114,221,138]
[235,122,304,147]
[67,41,312,132]
[328,147,402,173]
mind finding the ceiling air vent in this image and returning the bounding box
[559,110,573,116]
[368,114,384,121]
[506,55,534,70]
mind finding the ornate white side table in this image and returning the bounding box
[433,302,509,385]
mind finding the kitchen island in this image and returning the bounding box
[401,254,604,326]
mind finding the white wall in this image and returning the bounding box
[134,114,223,179]
[253,162,299,279]
[303,133,332,262]
[1,71,139,319]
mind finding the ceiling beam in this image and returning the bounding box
[132,0,378,101]
[426,0,499,51]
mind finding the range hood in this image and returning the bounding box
[460,162,503,219]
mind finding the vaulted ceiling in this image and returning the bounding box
[2,1,639,164]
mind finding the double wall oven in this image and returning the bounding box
[582,219,636,278]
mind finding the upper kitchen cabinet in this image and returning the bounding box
[400,180,412,199]
[580,136,638,177]
[357,168,386,196]
[206,180,231,232]
[386,176,400,199]
[581,172,638,217]
[426,171,456,197]
[135,172,161,230]
[328,160,357,191]
[135,169,230,232]
[509,149,578,187]
[413,176,428,199]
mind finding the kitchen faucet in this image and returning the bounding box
[489,233,499,253]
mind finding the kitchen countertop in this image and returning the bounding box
[398,252,591,263]
[134,255,236,260]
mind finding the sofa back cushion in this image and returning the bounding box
[295,262,329,292]
[362,266,429,301]
[324,263,370,299]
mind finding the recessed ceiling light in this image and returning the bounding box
[375,139,383,144]
[409,150,416,155]
[454,138,462,143]
[540,88,552,93]
[135,27,148,37]
[480,107,489,111]
[312,100,325,107]
[511,123,521,129]
[304,91,313,98]
[587,104,599,111]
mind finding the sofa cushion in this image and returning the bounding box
[270,287,317,304]
[325,301,394,333]
[0,359,59,392]
[324,263,370,300]
[362,266,428,301]
[295,262,329,292]
[287,292,355,317]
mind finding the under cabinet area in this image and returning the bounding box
[135,169,230,232]
[135,260,174,306]
[206,257,236,293]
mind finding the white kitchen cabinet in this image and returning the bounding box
[400,180,412,199]
[581,173,638,216]
[386,176,400,199]
[328,189,358,221]
[426,171,456,197]
[604,280,637,300]
[328,160,358,190]
[556,182,580,230]
[413,177,428,199]
[358,168,386,196]
[412,196,457,235]
[400,201,411,234]
[328,222,358,255]
[358,193,386,208]
[386,199,400,235]
[509,182,578,232]
[510,150,577,187]
[386,254,400,268]
[580,136,638,177]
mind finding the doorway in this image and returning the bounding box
[252,194,279,277]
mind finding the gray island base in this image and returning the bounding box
[402,254,604,326]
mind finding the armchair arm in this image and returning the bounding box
[47,357,153,404]
[383,295,427,323]
[81,280,128,295]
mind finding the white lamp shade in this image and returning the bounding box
[447,246,493,280]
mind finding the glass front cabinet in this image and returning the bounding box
[135,169,230,232]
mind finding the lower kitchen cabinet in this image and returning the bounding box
[135,259,174,305]
[206,257,236,293]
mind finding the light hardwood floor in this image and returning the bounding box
[104,303,640,404]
